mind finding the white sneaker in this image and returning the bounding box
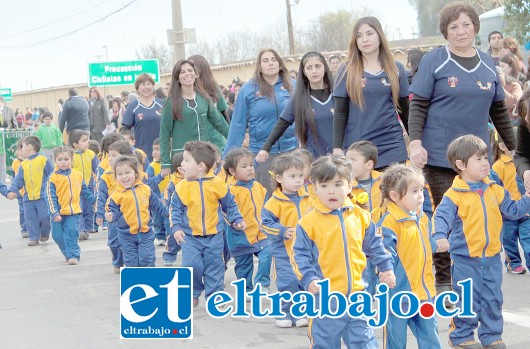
[275,319,292,328]
[156,238,166,246]
[295,318,309,327]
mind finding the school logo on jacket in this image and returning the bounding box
[477,81,492,91]
[120,268,193,339]
[448,76,458,88]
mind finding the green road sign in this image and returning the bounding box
[88,59,160,86]
[3,130,31,177]
[0,88,12,102]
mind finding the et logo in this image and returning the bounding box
[120,268,193,339]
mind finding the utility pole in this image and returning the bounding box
[286,0,295,55]
[171,0,186,63]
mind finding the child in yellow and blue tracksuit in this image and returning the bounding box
[377,164,441,349]
[224,148,271,293]
[120,128,149,171]
[171,141,244,306]
[146,138,170,246]
[98,133,124,176]
[492,135,530,274]
[291,149,316,202]
[11,140,28,238]
[8,136,54,246]
[261,153,313,328]
[434,135,530,349]
[68,130,99,239]
[291,156,394,349]
[162,152,184,266]
[106,156,168,267]
[96,140,134,273]
[46,147,95,264]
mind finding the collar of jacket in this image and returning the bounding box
[55,168,72,176]
[313,197,355,215]
[235,178,255,188]
[28,153,40,160]
[499,153,513,164]
[451,175,494,192]
[116,179,144,192]
[187,174,216,183]
[75,150,85,154]
[271,187,309,201]
[351,170,382,188]
[386,201,422,222]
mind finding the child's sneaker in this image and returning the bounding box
[275,319,292,328]
[39,236,49,243]
[156,238,166,246]
[21,231,28,238]
[483,340,506,349]
[295,318,309,327]
[507,266,526,274]
[67,258,79,265]
[193,298,199,307]
[163,260,174,266]
[28,240,39,246]
[113,266,121,274]
[449,340,483,349]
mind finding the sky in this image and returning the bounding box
[0,0,417,93]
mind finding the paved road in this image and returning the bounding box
[1,197,530,349]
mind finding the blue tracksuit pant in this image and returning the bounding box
[384,307,442,349]
[449,254,503,347]
[107,222,123,267]
[24,199,50,242]
[17,196,27,233]
[80,183,95,232]
[309,297,378,349]
[234,245,271,291]
[117,229,155,267]
[363,260,378,296]
[153,211,167,240]
[52,215,81,261]
[181,233,225,299]
[273,256,303,323]
[503,218,530,270]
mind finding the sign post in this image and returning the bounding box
[0,88,12,102]
[88,60,160,87]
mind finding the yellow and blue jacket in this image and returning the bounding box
[73,149,98,186]
[493,153,522,201]
[215,165,236,186]
[9,153,54,201]
[96,169,117,219]
[170,174,242,236]
[97,155,109,177]
[164,172,184,202]
[303,181,317,202]
[146,159,169,197]
[11,158,25,197]
[291,197,392,295]
[378,202,436,301]
[226,179,267,256]
[132,147,149,171]
[351,170,382,212]
[434,176,530,259]
[46,168,95,219]
[261,187,313,258]
[107,179,168,235]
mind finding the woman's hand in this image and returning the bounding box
[409,140,428,169]
[332,148,344,156]
[523,170,530,193]
[255,150,269,163]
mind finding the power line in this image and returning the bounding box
[0,0,139,50]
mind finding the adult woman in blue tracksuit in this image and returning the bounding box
[223,48,297,195]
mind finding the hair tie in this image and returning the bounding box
[268,170,276,178]
[356,192,369,205]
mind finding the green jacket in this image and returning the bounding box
[160,93,229,169]
[35,124,63,149]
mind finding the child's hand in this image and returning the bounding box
[105,212,113,223]
[53,215,62,223]
[7,192,16,200]
[173,230,185,244]
[436,238,449,253]
[96,217,103,226]
[308,279,321,294]
[284,227,294,240]
[379,270,396,288]
[232,220,246,230]
[161,168,171,177]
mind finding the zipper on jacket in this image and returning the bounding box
[29,161,35,200]
[273,90,281,153]
[67,174,74,215]
[199,181,207,236]
[132,187,142,237]
[248,186,261,242]
[416,219,432,300]
[338,211,352,295]
[479,192,490,268]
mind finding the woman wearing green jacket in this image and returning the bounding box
[159,60,229,175]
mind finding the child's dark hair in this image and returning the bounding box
[517,89,530,128]
[22,136,41,152]
[269,153,305,191]
[113,156,140,179]
[53,145,75,160]
[291,148,314,166]
[119,128,134,140]
[42,111,53,120]
[347,140,378,166]
[447,135,488,174]
[223,148,254,177]
[101,133,125,155]
[109,140,134,156]
[380,164,424,202]
[183,141,217,172]
[88,140,100,155]
[67,129,89,147]
[133,150,145,169]
[489,128,503,163]
[153,138,160,146]
[171,151,184,173]
[310,155,353,183]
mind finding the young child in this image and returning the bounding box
[7,136,54,246]
[291,148,315,200]
[434,135,530,349]
[120,129,148,170]
[105,156,168,267]
[35,111,63,163]
[68,129,99,240]
[491,132,530,274]
[162,152,185,266]
[378,164,441,349]
[224,148,271,294]
[98,133,125,176]
[11,140,28,238]
[96,140,134,273]
[171,141,245,306]
[146,138,170,246]
[47,146,95,265]
[88,140,100,159]
[261,153,313,328]
[290,155,395,348]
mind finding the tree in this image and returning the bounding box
[504,0,530,44]
[135,40,172,73]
